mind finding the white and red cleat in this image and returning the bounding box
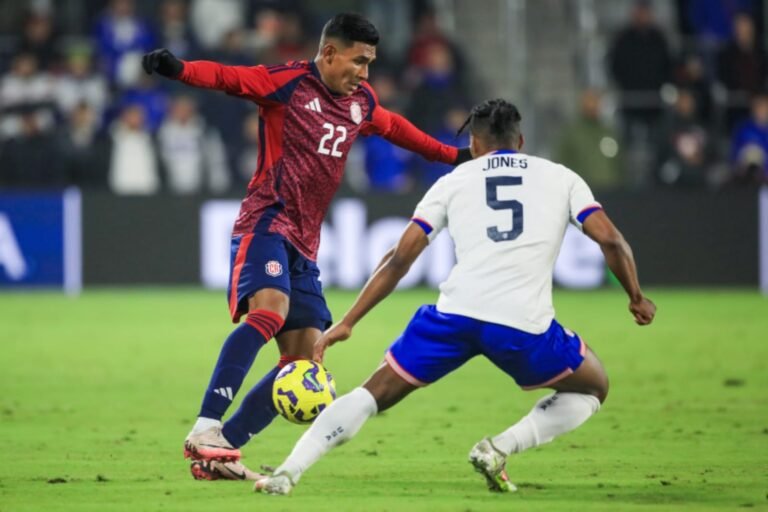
[190,459,266,481]
[183,426,241,462]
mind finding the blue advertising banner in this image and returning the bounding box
[0,189,81,293]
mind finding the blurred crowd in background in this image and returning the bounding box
[0,0,767,196]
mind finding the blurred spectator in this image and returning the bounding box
[685,0,756,49]
[54,46,109,124]
[412,107,470,187]
[93,0,156,87]
[270,12,313,63]
[406,7,467,86]
[656,89,712,187]
[17,12,61,71]
[157,0,202,61]
[555,89,623,191]
[673,51,714,124]
[117,74,169,132]
[209,29,252,65]
[108,103,161,195]
[406,42,470,134]
[0,107,64,187]
[190,0,243,50]
[56,102,110,188]
[608,0,672,143]
[0,53,56,139]
[730,92,768,185]
[716,13,767,130]
[246,8,282,61]
[360,73,411,192]
[157,95,230,194]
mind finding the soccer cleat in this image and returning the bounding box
[253,471,295,495]
[183,426,241,462]
[190,459,267,481]
[468,438,517,493]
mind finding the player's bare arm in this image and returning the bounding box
[582,210,656,325]
[313,224,428,362]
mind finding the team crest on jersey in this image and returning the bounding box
[265,261,283,277]
[350,102,362,124]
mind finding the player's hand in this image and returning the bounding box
[454,147,472,165]
[629,297,656,325]
[142,48,183,78]
[313,322,353,363]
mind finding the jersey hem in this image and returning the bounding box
[435,301,552,335]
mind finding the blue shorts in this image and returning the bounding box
[227,231,332,334]
[386,305,586,389]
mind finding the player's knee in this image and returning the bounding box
[594,374,609,404]
[247,289,290,318]
[245,309,285,341]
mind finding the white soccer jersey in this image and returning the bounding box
[412,150,601,334]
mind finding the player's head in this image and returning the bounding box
[316,13,379,96]
[459,99,523,157]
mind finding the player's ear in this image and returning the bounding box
[321,42,338,63]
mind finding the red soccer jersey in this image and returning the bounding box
[178,59,459,260]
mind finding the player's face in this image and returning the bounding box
[326,42,376,96]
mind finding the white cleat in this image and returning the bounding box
[468,438,517,493]
[253,471,295,495]
[190,459,267,481]
[184,426,241,462]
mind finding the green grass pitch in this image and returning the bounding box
[0,288,766,511]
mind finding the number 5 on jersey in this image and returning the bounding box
[486,176,524,242]
[317,122,347,158]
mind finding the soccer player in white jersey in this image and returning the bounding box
[254,99,657,495]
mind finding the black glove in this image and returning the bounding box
[142,48,184,78]
[454,147,472,165]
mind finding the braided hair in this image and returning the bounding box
[457,99,522,146]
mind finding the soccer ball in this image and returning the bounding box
[272,360,336,424]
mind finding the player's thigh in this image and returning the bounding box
[550,347,609,403]
[280,244,333,334]
[362,362,419,413]
[247,288,289,318]
[482,319,586,391]
[385,305,479,388]
[228,232,291,321]
[275,327,321,359]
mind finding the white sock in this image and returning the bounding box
[190,416,222,435]
[275,387,378,483]
[491,392,600,456]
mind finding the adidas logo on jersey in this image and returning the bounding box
[213,387,233,400]
[304,98,322,112]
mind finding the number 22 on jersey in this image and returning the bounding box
[317,123,347,158]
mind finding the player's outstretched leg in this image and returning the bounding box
[185,290,287,462]
[190,459,268,481]
[470,347,607,490]
[254,363,416,495]
[220,329,319,450]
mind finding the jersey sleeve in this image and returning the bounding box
[358,84,458,164]
[178,60,306,107]
[411,178,450,243]
[567,170,603,231]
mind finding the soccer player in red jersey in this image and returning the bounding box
[142,13,472,480]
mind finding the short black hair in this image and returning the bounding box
[321,13,379,46]
[458,99,522,146]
